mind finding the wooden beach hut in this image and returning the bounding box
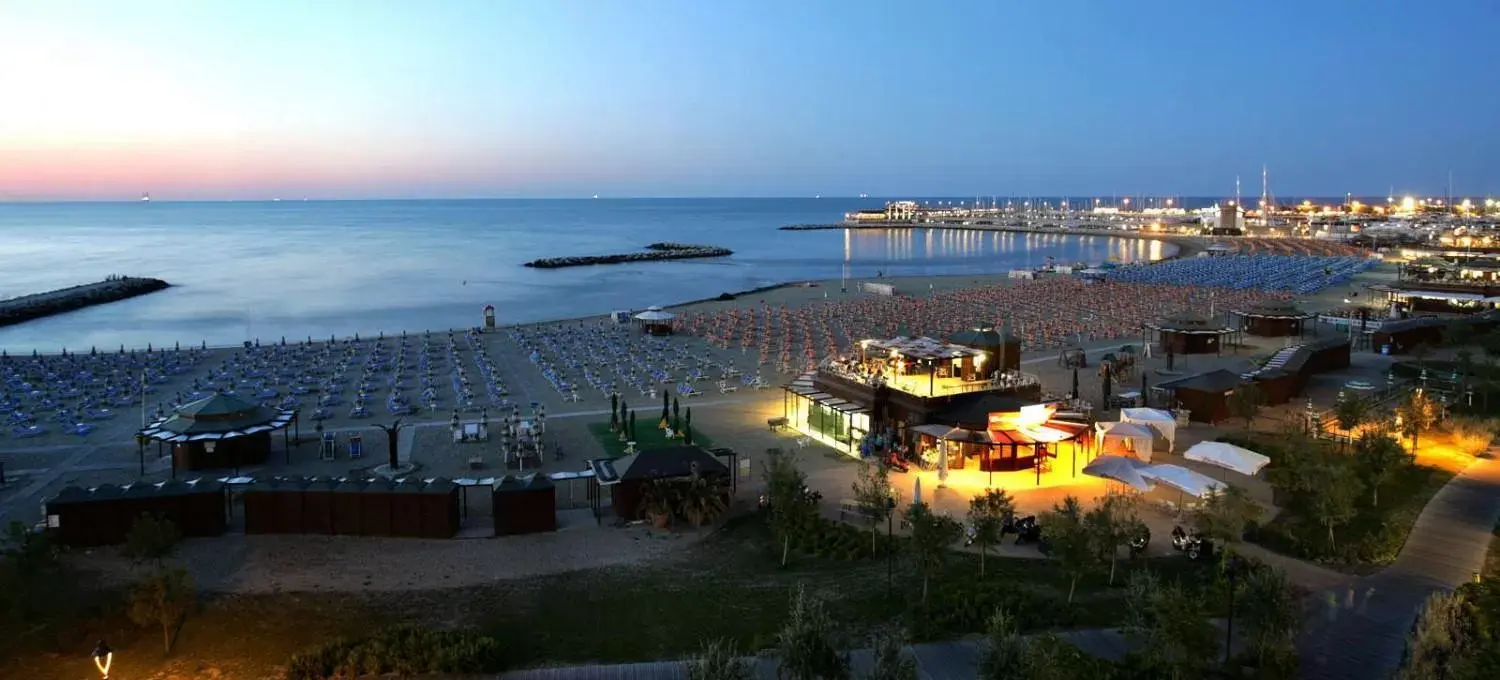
[1154,370,1243,423]
[176,479,227,538]
[300,478,337,535]
[492,474,558,535]
[1146,311,1236,355]
[359,479,395,537]
[389,479,426,538]
[1232,300,1316,337]
[330,479,366,535]
[419,478,461,538]
[45,486,98,547]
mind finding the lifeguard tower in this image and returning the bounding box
[483,304,497,331]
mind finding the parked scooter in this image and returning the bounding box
[1169,525,1214,560]
[1128,525,1151,558]
[883,452,910,474]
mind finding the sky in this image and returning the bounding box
[1,0,1497,201]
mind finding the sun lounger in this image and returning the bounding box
[718,380,738,394]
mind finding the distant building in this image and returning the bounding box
[845,200,923,223]
[1199,201,1245,233]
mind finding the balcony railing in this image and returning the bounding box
[818,364,1039,399]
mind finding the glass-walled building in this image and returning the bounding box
[784,375,871,457]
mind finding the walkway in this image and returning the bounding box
[1297,454,1500,680]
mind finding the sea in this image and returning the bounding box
[0,197,1216,352]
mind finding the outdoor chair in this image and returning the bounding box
[718,380,738,394]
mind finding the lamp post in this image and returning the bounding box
[91,640,113,679]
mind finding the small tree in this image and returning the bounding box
[967,489,1014,579]
[850,463,894,556]
[1306,461,1361,551]
[128,567,195,655]
[1396,589,1474,680]
[776,585,849,680]
[863,630,917,680]
[764,449,818,566]
[1353,432,1413,507]
[1039,495,1094,603]
[1084,493,1140,586]
[124,513,181,567]
[688,639,752,680]
[902,502,962,605]
[1333,396,1372,449]
[1227,382,1265,430]
[1396,390,1439,453]
[976,609,1028,680]
[1236,565,1300,671]
[1190,484,1262,546]
[1124,569,1218,679]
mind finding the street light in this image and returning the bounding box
[92,640,113,679]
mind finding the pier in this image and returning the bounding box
[524,242,733,269]
[0,276,171,327]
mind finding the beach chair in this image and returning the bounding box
[320,432,336,460]
[718,380,738,394]
[70,422,94,437]
[348,434,363,459]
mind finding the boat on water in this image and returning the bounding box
[140,193,150,202]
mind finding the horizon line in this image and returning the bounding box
[1,193,1490,205]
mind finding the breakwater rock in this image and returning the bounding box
[0,276,171,327]
[524,243,733,269]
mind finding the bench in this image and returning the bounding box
[767,417,789,431]
[838,498,882,523]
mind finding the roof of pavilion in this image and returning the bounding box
[865,336,986,361]
[139,392,296,442]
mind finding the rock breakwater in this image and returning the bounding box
[0,276,171,327]
[524,243,733,269]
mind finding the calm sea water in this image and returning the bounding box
[0,198,1176,351]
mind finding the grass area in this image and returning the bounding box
[1221,431,1456,572]
[3,514,1226,677]
[587,420,714,458]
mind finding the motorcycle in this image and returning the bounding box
[883,452,910,474]
[1011,515,1043,546]
[1170,525,1214,561]
[1128,525,1150,558]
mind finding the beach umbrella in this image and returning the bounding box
[912,476,923,506]
[1083,455,1155,493]
[1071,367,1079,399]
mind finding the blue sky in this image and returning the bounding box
[1,0,1496,199]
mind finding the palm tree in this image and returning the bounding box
[677,463,727,526]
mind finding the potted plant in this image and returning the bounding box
[640,480,677,528]
[677,472,727,526]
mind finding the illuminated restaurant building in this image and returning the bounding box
[781,330,1090,483]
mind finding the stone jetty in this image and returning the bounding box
[524,242,733,269]
[0,276,171,327]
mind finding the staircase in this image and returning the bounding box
[1243,345,1300,380]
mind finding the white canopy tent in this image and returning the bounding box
[1082,455,1156,493]
[1120,407,1178,452]
[1183,441,1271,477]
[1094,421,1156,462]
[1140,464,1223,498]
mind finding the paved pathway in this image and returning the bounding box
[1297,455,1500,680]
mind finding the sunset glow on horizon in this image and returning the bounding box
[2,0,1497,200]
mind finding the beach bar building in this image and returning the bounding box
[633,306,676,336]
[781,333,1046,460]
[909,398,1090,486]
[589,445,731,520]
[138,393,297,472]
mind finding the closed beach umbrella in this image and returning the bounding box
[912,476,922,506]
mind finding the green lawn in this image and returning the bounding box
[587,420,714,458]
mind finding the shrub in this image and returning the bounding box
[283,627,506,679]
[1447,416,1497,455]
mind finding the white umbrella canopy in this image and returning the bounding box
[1140,464,1224,498]
[634,309,675,322]
[1082,455,1156,492]
[1183,441,1271,477]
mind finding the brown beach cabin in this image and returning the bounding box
[45,479,226,547]
[419,478,461,538]
[1232,301,1316,338]
[590,445,731,520]
[492,474,558,535]
[1146,311,1236,355]
[1153,369,1244,423]
[138,393,297,472]
[331,479,366,535]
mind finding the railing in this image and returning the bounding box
[817,364,1039,398]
